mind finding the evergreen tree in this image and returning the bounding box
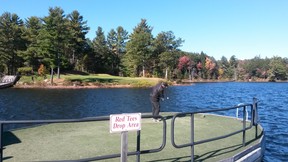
[155,31,184,79]
[123,19,153,77]
[0,12,25,75]
[229,55,238,68]
[218,56,230,79]
[66,10,89,71]
[92,26,110,73]
[268,56,287,81]
[107,26,128,75]
[107,29,117,52]
[199,51,208,79]
[80,39,95,73]
[242,56,265,80]
[19,16,43,72]
[115,26,128,56]
[40,7,69,81]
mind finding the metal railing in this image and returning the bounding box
[0,98,259,162]
[0,115,167,162]
[171,98,259,162]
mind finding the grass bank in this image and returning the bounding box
[15,73,168,88]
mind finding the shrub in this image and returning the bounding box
[131,80,154,87]
[17,67,33,75]
[38,64,47,76]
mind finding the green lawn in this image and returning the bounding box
[63,74,163,86]
[2,113,263,162]
[18,73,166,87]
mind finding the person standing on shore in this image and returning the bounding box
[150,82,168,122]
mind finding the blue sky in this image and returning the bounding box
[1,0,287,60]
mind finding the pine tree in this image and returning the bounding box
[0,12,25,75]
[123,19,153,77]
[40,7,69,83]
[107,26,128,75]
[92,26,110,73]
[66,10,89,71]
[19,16,43,71]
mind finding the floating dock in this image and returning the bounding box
[1,112,265,162]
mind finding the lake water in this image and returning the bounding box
[0,82,287,161]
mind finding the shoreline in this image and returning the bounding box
[13,84,135,89]
[12,79,287,89]
[13,82,193,89]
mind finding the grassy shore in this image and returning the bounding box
[14,73,168,88]
[14,72,280,89]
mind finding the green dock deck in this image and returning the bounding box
[2,113,264,162]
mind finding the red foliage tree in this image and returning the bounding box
[178,56,191,70]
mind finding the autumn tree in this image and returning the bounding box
[205,56,217,79]
[177,55,192,79]
[38,64,47,77]
[193,52,208,79]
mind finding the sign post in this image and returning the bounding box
[110,113,141,162]
[121,131,128,162]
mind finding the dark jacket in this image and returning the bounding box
[150,82,165,101]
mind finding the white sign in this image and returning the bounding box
[110,113,141,133]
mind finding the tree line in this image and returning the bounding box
[0,7,287,82]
